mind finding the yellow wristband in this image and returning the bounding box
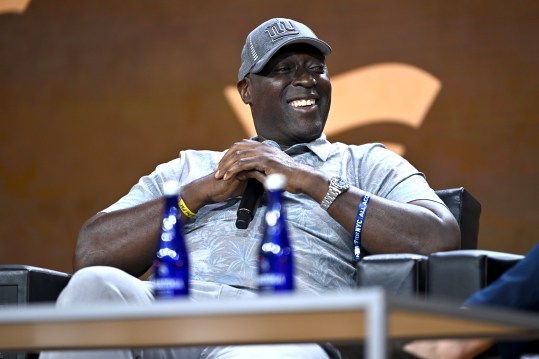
[178,198,197,219]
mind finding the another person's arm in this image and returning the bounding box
[404,338,494,359]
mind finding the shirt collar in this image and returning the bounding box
[251,134,332,161]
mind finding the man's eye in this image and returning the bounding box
[311,65,326,74]
[273,66,291,73]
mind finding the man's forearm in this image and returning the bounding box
[72,169,246,276]
[299,171,460,255]
[73,198,164,276]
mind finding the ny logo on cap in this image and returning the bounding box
[264,20,299,42]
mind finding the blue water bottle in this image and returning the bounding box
[152,180,190,299]
[257,173,295,293]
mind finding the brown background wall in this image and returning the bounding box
[1,1,538,274]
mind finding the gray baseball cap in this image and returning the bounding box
[238,18,332,81]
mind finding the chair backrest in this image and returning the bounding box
[434,187,481,249]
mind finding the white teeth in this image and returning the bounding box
[290,99,316,107]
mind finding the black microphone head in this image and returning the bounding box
[236,208,253,229]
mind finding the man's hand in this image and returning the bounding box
[214,139,316,194]
[180,171,246,214]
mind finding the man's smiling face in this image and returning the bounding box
[240,44,332,148]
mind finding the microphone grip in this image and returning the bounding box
[235,179,264,229]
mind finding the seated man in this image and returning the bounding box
[404,243,539,359]
[41,17,459,359]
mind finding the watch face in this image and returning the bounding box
[332,177,350,191]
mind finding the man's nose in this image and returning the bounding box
[292,69,317,87]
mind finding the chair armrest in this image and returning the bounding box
[0,265,71,305]
[356,253,428,297]
[356,249,524,303]
[427,250,524,302]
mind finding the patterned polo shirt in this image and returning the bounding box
[103,135,442,294]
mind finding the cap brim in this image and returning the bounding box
[249,37,332,76]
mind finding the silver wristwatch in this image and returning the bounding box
[320,176,350,211]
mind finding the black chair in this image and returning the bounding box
[357,187,483,298]
[0,265,70,306]
[0,265,70,359]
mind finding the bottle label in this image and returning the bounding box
[154,277,186,291]
[258,272,287,287]
[153,275,189,298]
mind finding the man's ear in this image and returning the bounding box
[237,78,251,105]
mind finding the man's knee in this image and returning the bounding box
[57,266,152,305]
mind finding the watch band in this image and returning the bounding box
[320,177,350,211]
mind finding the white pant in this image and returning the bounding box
[39,266,331,359]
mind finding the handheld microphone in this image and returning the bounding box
[235,140,280,229]
[235,179,264,229]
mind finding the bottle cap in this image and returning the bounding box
[163,180,181,196]
[264,173,286,191]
